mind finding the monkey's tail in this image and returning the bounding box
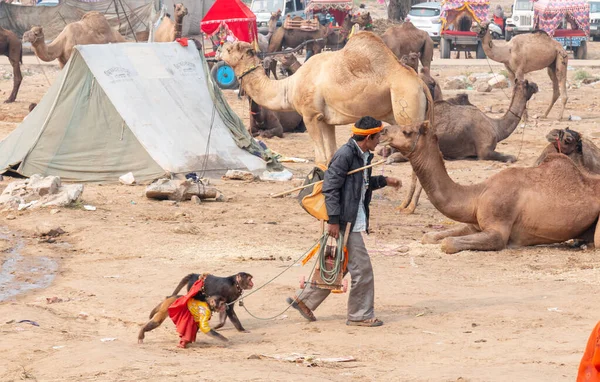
[169,273,195,297]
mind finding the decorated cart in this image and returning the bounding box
[439,0,489,58]
[533,0,590,59]
[201,0,260,89]
[305,0,353,26]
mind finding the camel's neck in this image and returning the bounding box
[342,18,353,31]
[410,136,482,223]
[237,64,295,111]
[481,31,510,64]
[31,39,62,62]
[492,89,527,141]
[174,15,184,39]
[287,61,301,74]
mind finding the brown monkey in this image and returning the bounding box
[138,272,254,344]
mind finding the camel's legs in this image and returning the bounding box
[555,53,569,121]
[422,224,479,244]
[304,116,329,165]
[401,182,422,214]
[441,228,508,254]
[543,65,561,119]
[5,54,22,103]
[397,171,417,209]
[480,149,517,163]
[322,124,337,164]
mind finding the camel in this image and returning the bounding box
[381,21,434,69]
[535,128,600,174]
[153,4,188,42]
[0,26,22,103]
[399,52,442,101]
[473,21,568,120]
[257,11,281,53]
[220,32,433,165]
[325,12,373,49]
[380,121,600,254]
[396,80,538,213]
[23,12,126,69]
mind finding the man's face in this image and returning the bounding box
[366,133,381,151]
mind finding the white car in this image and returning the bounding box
[405,2,442,42]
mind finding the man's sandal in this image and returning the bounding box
[346,318,384,327]
[286,297,317,322]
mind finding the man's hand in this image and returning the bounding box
[386,177,402,190]
[328,223,340,239]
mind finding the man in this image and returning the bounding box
[287,116,401,327]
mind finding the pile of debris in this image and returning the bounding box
[0,174,83,211]
[444,72,509,92]
[145,178,220,203]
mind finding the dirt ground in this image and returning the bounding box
[2,30,600,382]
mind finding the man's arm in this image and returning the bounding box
[322,147,353,226]
[369,176,401,191]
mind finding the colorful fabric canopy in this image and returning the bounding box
[200,0,258,44]
[533,0,590,37]
[440,0,490,30]
[306,0,353,25]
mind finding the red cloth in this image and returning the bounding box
[200,0,258,44]
[168,278,205,344]
[176,37,189,47]
[578,321,600,382]
[493,15,504,28]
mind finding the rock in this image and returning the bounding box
[173,223,200,234]
[569,115,582,121]
[50,209,60,215]
[444,76,467,90]
[476,82,492,93]
[27,174,60,196]
[37,184,84,208]
[582,77,600,85]
[488,74,508,89]
[119,172,136,185]
[6,214,15,220]
[145,179,218,201]
[191,195,201,204]
[36,223,65,237]
[468,72,494,84]
[223,170,256,181]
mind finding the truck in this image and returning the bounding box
[504,0,535,41]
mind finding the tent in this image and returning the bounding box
[200,0,258,45]
[0,42,274,183]
[534,0,590,36]
[0,0,153,40]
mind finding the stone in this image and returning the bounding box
[488,74,508,89]
[476,82,492,93]
[27,174,61,196]
[444,77,467,90]
[37,184,84,208]
[6,214,16,220]
[119,172,136,185]
[145,179,218,201]
[191,195,201,204]
[223,170,256,181]
[36,223,65,237]
[468,72,494,84]
[173,223,200,234]
[50,209,60,215]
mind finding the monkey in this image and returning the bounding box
[178,294,228,348]
[138,272,254,344]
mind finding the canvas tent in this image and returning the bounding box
[0,0,154,40]
[0,42,275,183]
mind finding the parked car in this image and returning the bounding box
[590,0,600,40]
[405,2,442,42]
[252,0,306,34]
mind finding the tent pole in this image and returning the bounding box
[118,0,138,42]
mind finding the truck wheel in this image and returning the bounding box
[476,41,486,59]
[505,30,513,42]
[211,61,239,89]
[575,41,588,60]
[440,38,450,59]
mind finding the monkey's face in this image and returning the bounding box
[206,296,227,313]
[237,273,254,289]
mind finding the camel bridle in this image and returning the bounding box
[238,63,262,81]
[407,131,422,157]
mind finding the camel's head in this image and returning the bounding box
[351,12,373,29]
[174,3,188,18]
[277,52,298,68]
[400,52,420,72]
[380,121,432,157]
[23,26,44,44]
[219,41,261,73]
[513,79,539,100]
[471,21,489,38]
[271,9,282,21]
[547,128,583,155]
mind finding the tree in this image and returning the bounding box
[388,0,426,22]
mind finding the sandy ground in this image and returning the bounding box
[2,26,600,382]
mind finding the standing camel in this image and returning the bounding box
[380,121,600,254]
[473,21,568,120]
[381,21,434,69]
[0,26,22,103]
[154,3,188,42]
[220,32,433,165]
[23,11,126,69]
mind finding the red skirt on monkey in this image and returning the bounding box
[168,276,211,348]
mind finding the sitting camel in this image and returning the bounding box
[380,121,600,254]
[381,21,434,69]
[397,79,538,213]
[23,11,126,68]
[220,32,433,165]
[153,4,188,42]
[535,128,600,174]
[0,26,22,103]
[473,22,568,120]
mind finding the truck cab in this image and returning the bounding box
[252,0,306,34]
[505,0,534,41]
[590,1,600,40]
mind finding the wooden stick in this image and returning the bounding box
[269,159,386,198]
